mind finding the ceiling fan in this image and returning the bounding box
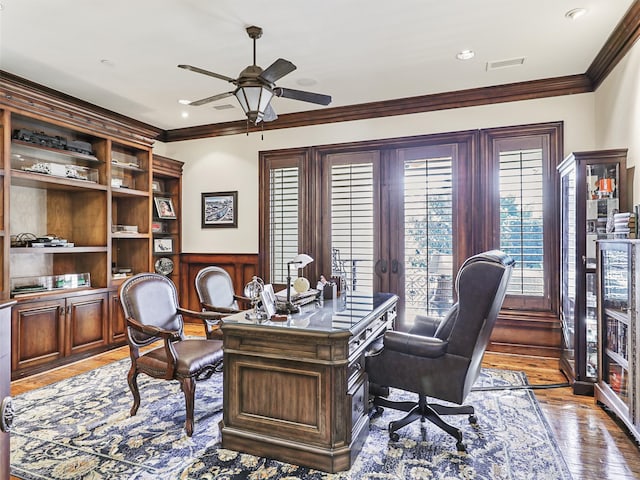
[178,25,332,124]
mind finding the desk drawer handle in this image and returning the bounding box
[1,396,14,433]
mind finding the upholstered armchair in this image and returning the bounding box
[195,266,251,337]
[366,250,514,451]
[119,273,226,436]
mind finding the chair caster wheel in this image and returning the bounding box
[370,406,383,419]
[388,424,400,441]
[468,414,477,424]
[456,441,466,452]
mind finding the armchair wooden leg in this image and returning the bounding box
[127,367,141,417]
[181,377,196,436]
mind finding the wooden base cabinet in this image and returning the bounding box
[11,291,108,379]
[0,300,16,480]
[595,240,640,443]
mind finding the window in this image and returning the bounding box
[269,166,300,283]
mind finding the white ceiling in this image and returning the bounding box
[0,0,634,131]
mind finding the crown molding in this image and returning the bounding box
[587,0,640,89]
[162,75,592,142]
[0,71,162,146]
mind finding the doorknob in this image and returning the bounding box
[391,259,401,274]
[1,396,14,432]
[375,259,388,275]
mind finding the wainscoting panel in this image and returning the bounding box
[179,253,259,312]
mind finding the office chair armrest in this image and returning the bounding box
[383,330,448,358]
[408,314,442,336]
[177,307,226,340]
[200,303,242,314]
[125,317,181,341]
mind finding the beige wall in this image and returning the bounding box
[594,39,640,204]
[158,92,598,254]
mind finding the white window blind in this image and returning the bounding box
[330,162,375,295]
[404,155,454,319]
[269,166,299,283]
[499,148,545,296]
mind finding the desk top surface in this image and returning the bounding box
[223,292,397,334]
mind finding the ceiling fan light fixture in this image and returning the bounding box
[234,85,274,124]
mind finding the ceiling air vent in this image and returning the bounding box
[486,57,525,71]
[213,104,235,110]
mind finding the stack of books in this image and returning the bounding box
[613,212,636,238]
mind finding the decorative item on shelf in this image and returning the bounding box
[154,197,176,219]
[243,276,266,320]
[10,273,91,297]
[10,233,37,247]
[154,258,174,276]
[30,235,74,248]
[112,267,133,280]
[151,222,167,233]
[152,180,163,192]
[613,211,636,239]
[111,225,138,234]
[12,128,94,156]
[201,191,237,228]
[111,150,140,168]
[153,237,174,254]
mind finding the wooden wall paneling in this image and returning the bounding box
[180,253,259,313]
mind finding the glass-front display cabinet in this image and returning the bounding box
[557,149,627,395]
[595,240,640,444]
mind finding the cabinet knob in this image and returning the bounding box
[1,396,14,433]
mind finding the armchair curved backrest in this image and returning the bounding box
[122,274,184,348]
[195,266,249,313]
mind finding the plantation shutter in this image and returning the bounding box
[498,144,545,297]
[269,166,300,283]
[329,160,376,295]
[402,149,454,319]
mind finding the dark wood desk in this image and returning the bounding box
[220,293,397,473]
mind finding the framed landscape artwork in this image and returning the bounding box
[202,191,237,228]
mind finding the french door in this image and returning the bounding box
[319,136,473,327]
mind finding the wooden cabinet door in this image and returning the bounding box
[109,291,127,344]
[66,293,108,355]
[12,298,66,372]
[0,302,15,480]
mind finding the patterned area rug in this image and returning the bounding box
[10,360,572,479]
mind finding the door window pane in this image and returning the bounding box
[269,166,299,283]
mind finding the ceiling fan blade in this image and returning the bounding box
[259,58,296,84]
[188,91,234,106]
[263,104,278,122]
[178,64,237,84]
[273,87,332,106]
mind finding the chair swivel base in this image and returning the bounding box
[371,394,476,451]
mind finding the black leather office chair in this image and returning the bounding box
[120,273,225,436]
[366,250,514,451]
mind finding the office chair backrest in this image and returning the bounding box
[440,250,514,393]
[195,266,238,310]
[120,273,184,348]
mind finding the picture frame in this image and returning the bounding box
[153,237,174,254]
[151,180,163,192]
[154,196,176,219]
[201,191,237,228]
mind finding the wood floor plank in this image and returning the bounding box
[9,328,640,480]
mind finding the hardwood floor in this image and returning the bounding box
[9,326,640,480]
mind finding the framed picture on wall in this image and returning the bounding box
[201,191,237,228]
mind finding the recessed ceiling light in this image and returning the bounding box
[456,50,475,61]
[565,8,587,20]
[181,111,189,118]
[178,99,191,105]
